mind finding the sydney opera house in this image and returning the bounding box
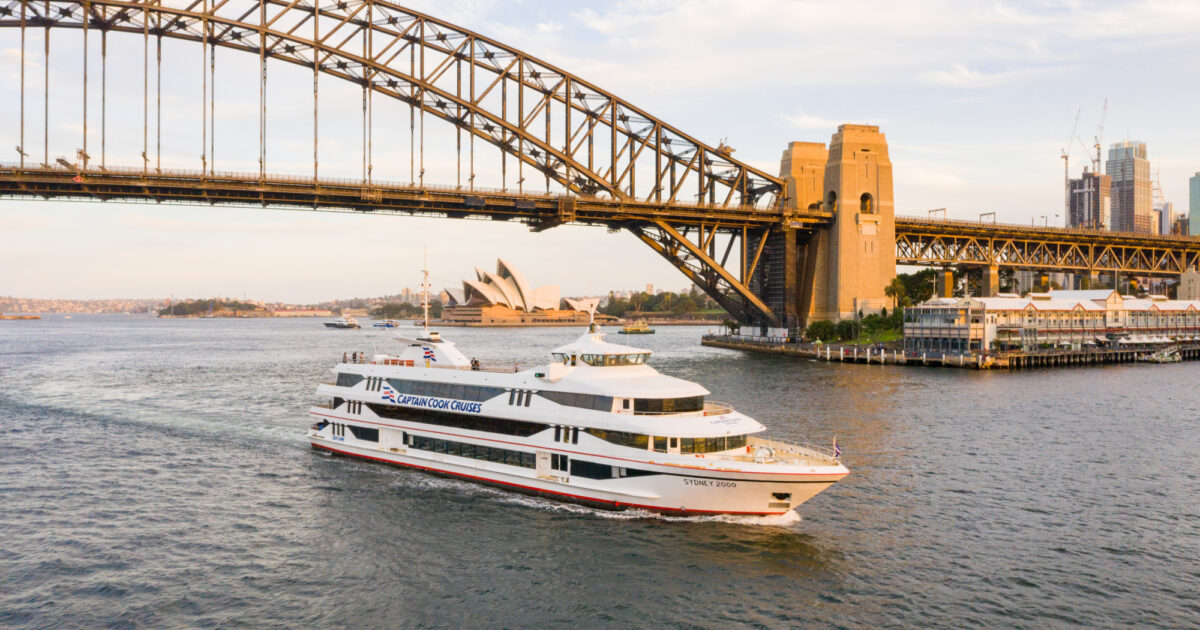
[440,259,593,326]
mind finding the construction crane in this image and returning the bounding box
[1061,109,1081,227]
[1093,98,1108,174]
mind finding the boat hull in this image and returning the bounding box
[309,434,841,515]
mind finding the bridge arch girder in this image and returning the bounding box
[0,0,782,208]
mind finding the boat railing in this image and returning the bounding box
[717,436,841,466]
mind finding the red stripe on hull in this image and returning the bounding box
[311,441,785,516]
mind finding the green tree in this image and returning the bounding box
[805,320,837,342]
[836,319,860,341]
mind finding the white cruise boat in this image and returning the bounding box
[307,325,848,516]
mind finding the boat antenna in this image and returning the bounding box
[421,247,430,335]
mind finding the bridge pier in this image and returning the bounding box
[935,269,955,298]
[982,265,1000,297]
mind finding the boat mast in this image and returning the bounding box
[421,247,430,334]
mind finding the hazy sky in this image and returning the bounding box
[2,0,1198,302]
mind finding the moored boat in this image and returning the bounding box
[325,316,361,329]
[619,320,655,334]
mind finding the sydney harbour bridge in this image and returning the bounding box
[2,0,1198,328]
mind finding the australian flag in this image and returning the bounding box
[423,347,436,362]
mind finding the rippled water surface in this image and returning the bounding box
[2,316,1198,628]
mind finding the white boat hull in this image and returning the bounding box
[309,429,842,515]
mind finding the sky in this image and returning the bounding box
[1,0,1199,302]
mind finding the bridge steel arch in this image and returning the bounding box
[0,0,797,324]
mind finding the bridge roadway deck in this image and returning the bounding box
[0,164,828,230]
[5,163,1199,277]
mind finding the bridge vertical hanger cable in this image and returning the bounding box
[468,36,474,192]
[42,0,48,168]
[418,17,424,187]
[516,56,522,194]
[500,61,506,191]
[312,0,318,183]
[455,47,461,188]
[82,0,88,170]
[18,0,24,168]
[563,76,569,194]
[367,0,373,186]
[258,0,266,182]
[141,2,146,174]
[201,0,207,176]
[101,26,106,169]
[210,18,215,175]
[408,35,413,184]
[156,11,161,172]
[362,4,368,186]
[544,85,549,194]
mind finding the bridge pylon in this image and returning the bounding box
[778,125,896,327]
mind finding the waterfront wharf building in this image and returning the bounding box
[903,289,1200,354]
[1106,141,1154,234]
[440,259,591,326]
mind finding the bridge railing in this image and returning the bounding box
[0,162,784,214]
[896,214,1200,244]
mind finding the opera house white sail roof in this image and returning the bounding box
[443,259,566,312]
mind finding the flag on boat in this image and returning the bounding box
[381,384,396,403]
[833,437,842,458]
[423,347,436,362]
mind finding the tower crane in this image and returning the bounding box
[1061,109,1081,226]
[1093,98,1108,174]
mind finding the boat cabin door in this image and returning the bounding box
[535,451,553,479]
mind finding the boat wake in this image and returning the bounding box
[493,492,804,528]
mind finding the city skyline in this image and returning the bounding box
[2,0,1199,302]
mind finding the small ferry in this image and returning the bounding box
[373,319,401,328]
[307,276,847,515]
[619,320,655,335]
[324,316,361,329]
[1139,347,1182,363]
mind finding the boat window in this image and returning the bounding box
[679,434,748,454]
[386,378,507,402]
[552,352,569,364]
[409,435,536,469]
[653,436,667,452]
[336,372,365,388]
[537,391,614,412]
[348,425,379,442]
[584,428,649,450]
[633,396,705,414]
[367,403,550,438]
[577,353,649,367]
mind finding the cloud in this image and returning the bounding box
[535,21,563,34]
[777,110,841,131]
[918,64,1070,88]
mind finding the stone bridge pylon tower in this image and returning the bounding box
[779,124,896,326]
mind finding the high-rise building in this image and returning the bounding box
[1106,141,1153,233]
[1157,201,1174,236]
[1190,172,1200,236]
[1067,170,1111,229]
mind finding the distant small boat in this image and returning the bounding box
[1139,348,1181,363]
[372,319,400,328]
[618,320,655,334]
[63,315,72,319]
[325,316,361,329]
[0,313,41,320]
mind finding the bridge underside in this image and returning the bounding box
[896,218,1200,278]
[0,164,834,326]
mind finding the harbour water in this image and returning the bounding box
[2,317,1197,628]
